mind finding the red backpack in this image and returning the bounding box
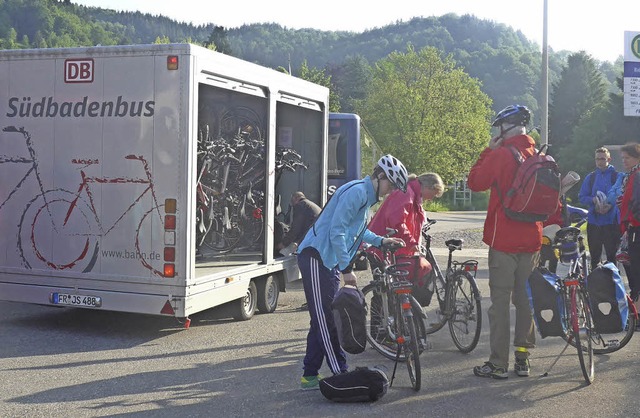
[499,144,561,223]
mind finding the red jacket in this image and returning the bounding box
[620,170,640,233]
[368,178,425,258]
[467,134,542,253]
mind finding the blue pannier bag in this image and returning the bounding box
[586,262,628,334]
[527,267,566,338]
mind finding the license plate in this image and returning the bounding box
[51,293,102,308]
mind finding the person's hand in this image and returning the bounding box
[276,243,284,250]
[342,271,358,287]
[489,135,504,150]
[382,237,405,249]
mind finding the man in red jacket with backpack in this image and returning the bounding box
[468,105,542,379]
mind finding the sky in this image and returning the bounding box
[73,0,637,63]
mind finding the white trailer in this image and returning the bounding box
[0,44,328,324]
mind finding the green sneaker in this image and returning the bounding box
[300,374,323,390]
[473,361,508,379]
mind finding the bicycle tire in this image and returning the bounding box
[564,300,637,355]
[447,270,482,353]
[593,310,636,354]
[398,303,421,391]
[572,287,595,384]
[423,268,448,335]
[362,283,402,361]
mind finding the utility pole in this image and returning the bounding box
[541,0,549,146]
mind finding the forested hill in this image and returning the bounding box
[0,0,622,114]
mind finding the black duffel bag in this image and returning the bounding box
[319,367,389,402]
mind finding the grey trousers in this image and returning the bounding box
[487,248,539,369]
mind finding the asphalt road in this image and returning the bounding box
[2,212,639,417]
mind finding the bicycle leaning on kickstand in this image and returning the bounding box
[538,224,596,384]
[359,229,423,391]
[419,218,483,353]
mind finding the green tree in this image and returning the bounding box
[329,54,373,113]
[297,60,341,112]
[205,26,231,54]
[549,52,609,153]
[356,45,492,184]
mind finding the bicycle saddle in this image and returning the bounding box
[445,239,463,250]
[554,226,580,243]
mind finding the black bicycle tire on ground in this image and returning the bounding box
[399,304,421,391]
[447,270,482,353]
[363,283,402,361]
[573,288,595,384]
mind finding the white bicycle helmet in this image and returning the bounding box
[377,154,408,193]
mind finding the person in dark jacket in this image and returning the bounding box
[277,191,321,255]
[578,147,620,270]
[468,105,540,379]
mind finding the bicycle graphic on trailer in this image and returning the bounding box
[1,125,165,276]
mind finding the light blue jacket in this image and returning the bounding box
[578,165,620,225]
[298,176,384,271]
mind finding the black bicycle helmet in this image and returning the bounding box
[377,154,408,193]
[492,105,531,127]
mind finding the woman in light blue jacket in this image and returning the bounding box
[297,154,408,390]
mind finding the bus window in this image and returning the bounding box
[327,113,383,198]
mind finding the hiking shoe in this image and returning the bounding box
[473,362,508,379]
[300,374,323,390]
[514,357,530,377]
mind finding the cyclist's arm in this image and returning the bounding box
[578,173,595,208]
[467,147,500,192]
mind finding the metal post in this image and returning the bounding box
[541,0,549,146]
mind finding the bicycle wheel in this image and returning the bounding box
[202,200,243,253]
[592,310,636,354]
[398,302,421,391]
[423,268,448,334]
[572,287,594,384]
[447,270,482,353]
[362,283,401,361]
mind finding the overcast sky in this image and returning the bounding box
[73,0,638,63]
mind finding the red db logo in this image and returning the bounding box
[64,59,94,83]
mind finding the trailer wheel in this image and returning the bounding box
[232,280,257,321]
[256,275,279,313]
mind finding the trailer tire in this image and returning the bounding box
[232,280,257,321]
[256,275,279,313]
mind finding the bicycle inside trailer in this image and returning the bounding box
[194,82,325,275]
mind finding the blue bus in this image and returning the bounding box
[327,113,384,198]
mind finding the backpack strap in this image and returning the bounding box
[493,145,523,204]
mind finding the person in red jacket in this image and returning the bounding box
[468,105,541,379]
[615,143,640,314]
[368,172,444,258]
[366,173,444,305]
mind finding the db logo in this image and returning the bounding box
[64,59,94,83]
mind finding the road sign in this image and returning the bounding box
[624,31,640,116]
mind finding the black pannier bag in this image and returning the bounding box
[332,285,367,354]
[526,267,566,338]
[319,367,389,402]
[587,262,628,334]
